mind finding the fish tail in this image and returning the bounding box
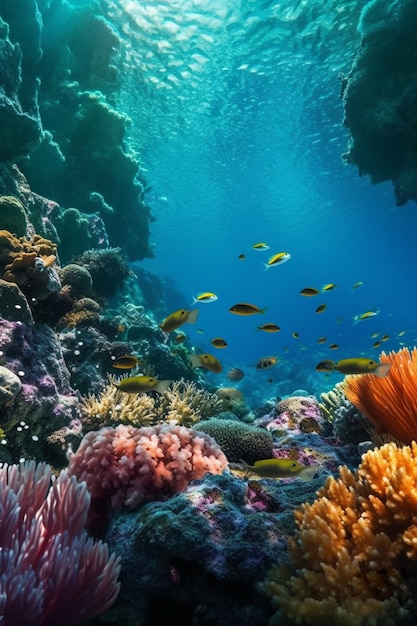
[263,264,270,271]
[240,459,253,473]
[260,307,267,314]
[155,379,173,394]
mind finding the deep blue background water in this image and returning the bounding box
[105,0,417,399]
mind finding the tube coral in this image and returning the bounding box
[0,460,120,626]
[265,441,417,626]
[341,347,417,444]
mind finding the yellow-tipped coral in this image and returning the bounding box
[265,441,417,625]
[342,347,417,444]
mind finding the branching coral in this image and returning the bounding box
[0,460,120,625]
[341,347,417,444]
[80,377,222,429]
[265,441,417,626]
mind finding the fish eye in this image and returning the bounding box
[290,462,298,468]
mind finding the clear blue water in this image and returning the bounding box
[107,0,417,398]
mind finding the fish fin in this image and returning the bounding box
[189,354,201,368]
[374,363,392,378]
[263,264,270,271]
[154,379,173,394]
[240,459,253,473]
[260,307,267,314]
[187,309,199,324]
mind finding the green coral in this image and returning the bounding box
[0,196,29,237]
[196,418,274,464]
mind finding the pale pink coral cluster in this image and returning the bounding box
[67,423,228,512]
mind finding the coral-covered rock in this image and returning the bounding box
[0,279,33,324]
[0,318,81,465]
[0,365,21,407]
[0,195,30,237]
[102,470,323,626]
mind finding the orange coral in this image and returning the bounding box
[341,347,417,444]
[265,442,417,626]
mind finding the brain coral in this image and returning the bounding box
[196,418,274,463]
[0,195,29,237]
[266,441,417,626]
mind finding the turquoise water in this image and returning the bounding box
[101,0,417,396]
[37,0,417,396]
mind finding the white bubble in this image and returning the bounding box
[18,371,25,377]
[24,425,29,430]
[14,304,22,310]
[19,421,26,426]
[16,427,22,432]
[0,439,7,445]
[19,458,25,463]
[32,435,39,442]
[78,341,83,346]
[74,349,80,356]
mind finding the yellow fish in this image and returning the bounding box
[191,292,218,304]
[353,308,380,325]
[173,331,187,344]
[189,353,223,373]
[113,375,172,394]
[256,355,277,369]
[238,254,245,260]
[210,338,228,349]
[160,308,199,333]
[111,355,141,370]
[322,283,337,291]
[252,242,270,251]
[315,304,327,314]
[329,343,339,350]
[317,337,327,344]
[370,332,380,339]
[372,341,381,348]
[352,281,364,290]
[229,303,266,316]
[292,332,299,339]
[263,252,291,271]
[398,330,407,336]
[381,334,390,342]
[241,458,321,481]
[300,287,320,297]
[315,357,391,377]
[257,323,281,333]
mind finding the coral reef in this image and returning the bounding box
[196,418,274,463]
[0,460,120,626]
[0,278,33,324]
[0,195,30,237]
[80,378,222,431]
[0,229,60,303]
[72,247,130,300]
[265,441,417,626]
[67,423,228,530]
[0,364,21,407]
[342,0,417,205]
[103,470,323,626]
[0,318,81,465]
[59,262,93,296]
[342,347,417,444]
[319,382,373,445]
[215,386,252,420]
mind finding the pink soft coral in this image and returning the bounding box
[67,423,228,518]
[0,461,120,626]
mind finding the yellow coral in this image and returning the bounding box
[81,377,222,430]
[266,442,417,626]
[342,347,417,444]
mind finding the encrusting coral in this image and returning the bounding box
[80,377,222,430]
[342,347,417,444]
[265,441,417,626]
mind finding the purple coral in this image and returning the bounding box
[0,461,120,626]
[67,423,228,518]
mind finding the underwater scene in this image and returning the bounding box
[1,0,417,624]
